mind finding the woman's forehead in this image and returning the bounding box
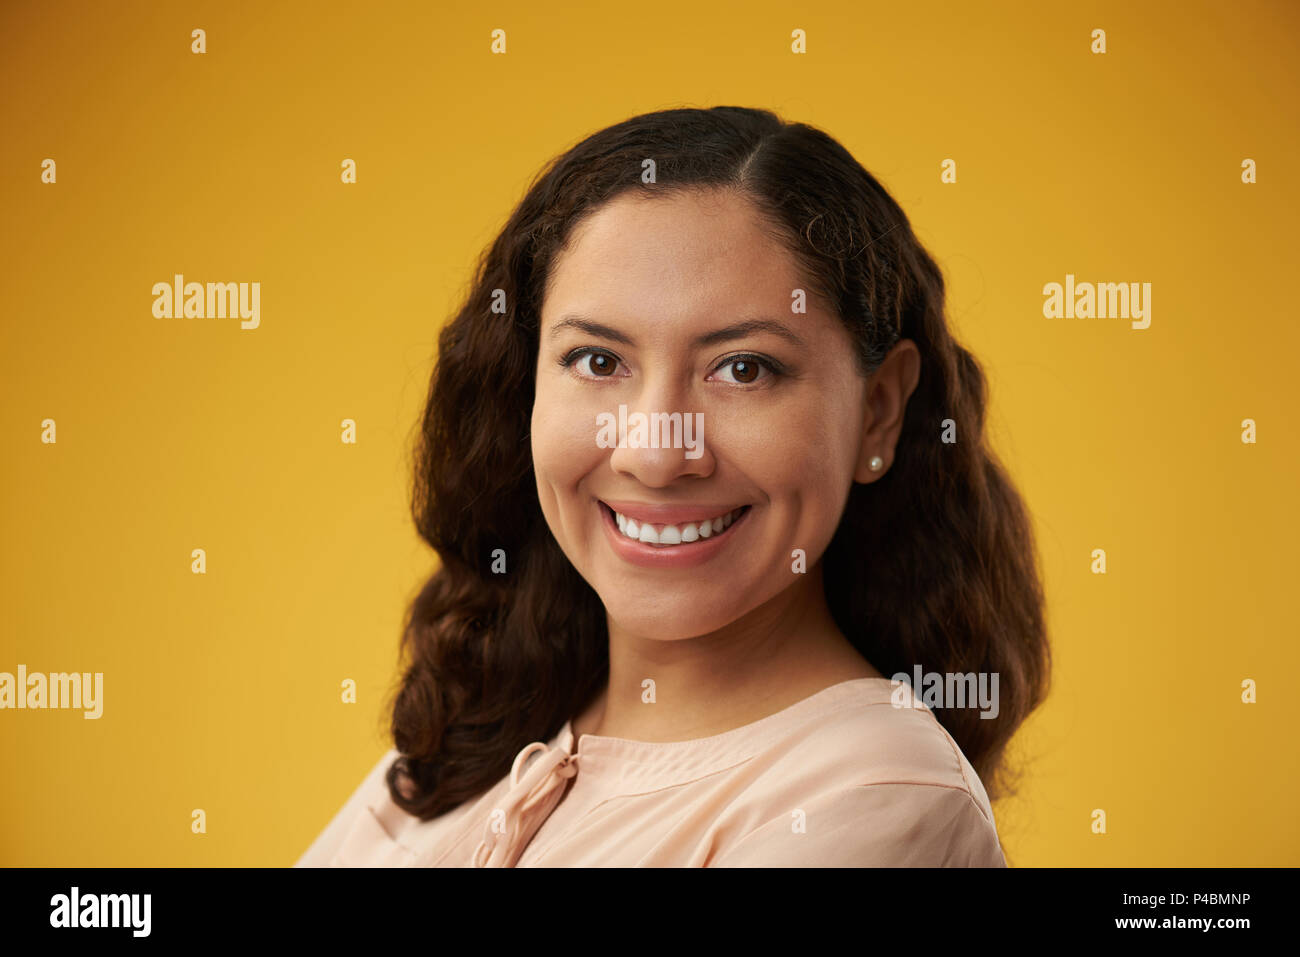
[541,196,822,333]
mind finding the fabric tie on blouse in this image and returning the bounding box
[471,739,579,867]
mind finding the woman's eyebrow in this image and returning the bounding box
[695,318,806,348]
[548,314,806,348]
[548,315,634,344]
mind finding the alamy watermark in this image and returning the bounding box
[50,887,150,937]
[0,665,103,718]
[152,274,260,330]
[1042,273,1151,330]
[891,666,999,719]
[596,404,704,459]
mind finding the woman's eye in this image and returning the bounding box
[563,349,622,377]
[561,349,777,384]
[582,353,617,376]
[712,357,772,385]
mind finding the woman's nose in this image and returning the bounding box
[602,389,713,486]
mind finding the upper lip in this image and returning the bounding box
[600,499,747,526]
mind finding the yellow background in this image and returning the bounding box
[1,0,1296,866]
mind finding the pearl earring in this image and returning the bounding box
[868,455,884,471]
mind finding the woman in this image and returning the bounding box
[296,106,1050,867]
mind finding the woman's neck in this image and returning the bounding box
[572,569,883,743]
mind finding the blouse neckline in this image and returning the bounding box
[460,675,915,867]
[546,676,902,789]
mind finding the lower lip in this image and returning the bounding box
[598,501,751,569]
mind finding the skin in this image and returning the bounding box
[530,186,921,743]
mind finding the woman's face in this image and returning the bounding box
[531,187,874,641]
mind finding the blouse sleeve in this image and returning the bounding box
[709,782,1007,867]
[293,749,398,867]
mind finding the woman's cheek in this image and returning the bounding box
[717,400,827,478]
[532,393,603,481]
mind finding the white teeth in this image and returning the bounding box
[610,506,745,547]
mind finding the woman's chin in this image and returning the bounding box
[601,603,740,642]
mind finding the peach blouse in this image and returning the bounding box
[295,677,1007,867]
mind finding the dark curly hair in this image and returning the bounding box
[383,105,1051,821]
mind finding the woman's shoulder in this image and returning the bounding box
[765,679,992,800]
[709,771,1007,866]
[294,747,412,867]
[823,682,990,800]
[706,680,1006,865]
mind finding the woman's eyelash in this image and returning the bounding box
[713,353,784,380]
[557,347,623,373]
[557,347,784,380]
[559,346,608,367]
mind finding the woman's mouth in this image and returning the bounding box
[605,503,749,547]
[595,500,752,569]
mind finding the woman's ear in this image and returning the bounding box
[853,339,921,483]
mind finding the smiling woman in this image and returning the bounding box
[296,105,1051,868]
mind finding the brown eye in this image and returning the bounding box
[713,356,773,385]
[560,347,625,379]
[730,360,758,383]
